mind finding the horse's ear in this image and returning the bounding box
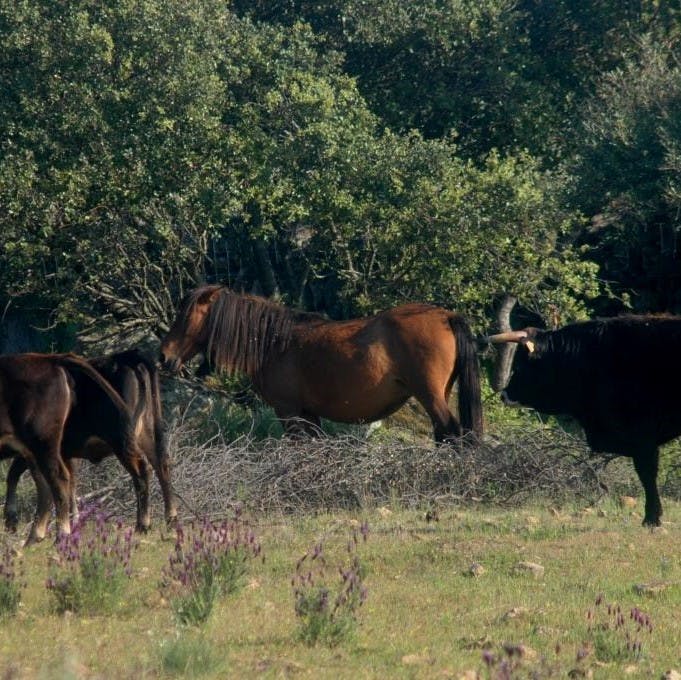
[196,286,222,305]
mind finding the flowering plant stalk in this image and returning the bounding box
[0,542,25,618]
[46,502,137,614]
[163,514,262,627]
[293,521,369,646]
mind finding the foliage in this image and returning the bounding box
[0,0,618,344]
[45,503,137,615]
[233,1,678,160]
[0,542,25,618]
[314,137,599,325]
[570,37,681,314]
[162,514,262,626]
[293,523,369,646]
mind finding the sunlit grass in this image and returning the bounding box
[1,500,681,677]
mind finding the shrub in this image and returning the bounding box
[162,513,262,626]
[293,522,369,646]
[45,503,137,615]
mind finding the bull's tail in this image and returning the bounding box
[449,316,483,438]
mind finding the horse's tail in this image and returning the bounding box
[139,354,171,480]
[449,316,483,438]
[57,354,132,420]
[110,349,170,475]
[130,351,176,522]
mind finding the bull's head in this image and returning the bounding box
[485,322,568,414]
[486,328,540,401]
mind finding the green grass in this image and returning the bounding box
[2,500,681,678]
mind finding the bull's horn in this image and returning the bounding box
[487,330,529,344]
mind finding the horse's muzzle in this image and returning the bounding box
[159,352,182,373]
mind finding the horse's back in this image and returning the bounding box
[265,303,458,422]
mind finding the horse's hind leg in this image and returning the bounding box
[414,389,461,443]
[114,444,152,532]
[143,437,177,526]
[30,444,73,543]
[67,458,80,524]
[5,457,28,532]
[24,464,54,545]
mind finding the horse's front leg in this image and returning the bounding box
[277,405,321,438]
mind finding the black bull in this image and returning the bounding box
[486,315,681,527]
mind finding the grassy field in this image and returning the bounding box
[2,496,681,679]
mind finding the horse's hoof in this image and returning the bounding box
[23,533,46,548]
[4,514,18,533]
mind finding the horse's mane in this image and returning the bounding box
[190,286,322,378]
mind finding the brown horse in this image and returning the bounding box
[4,349,177,535]
[160,285,483,440]
[0,353,149,544]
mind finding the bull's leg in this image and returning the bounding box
[632,448,662,527]
[4,457,28,532]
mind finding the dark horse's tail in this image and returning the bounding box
[129,350,176,523]
[449,316,483,438]
[142,354,172,500]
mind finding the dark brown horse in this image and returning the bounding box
[160,285,483,440]
[0,353,149,544]
[4,349,177,535]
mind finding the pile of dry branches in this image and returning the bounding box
[68,421,646,523]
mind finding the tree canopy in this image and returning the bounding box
[1,0,680,350]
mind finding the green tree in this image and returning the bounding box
[1,0,602,347]
[570,37,681,313]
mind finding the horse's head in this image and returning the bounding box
[160,286,222,372]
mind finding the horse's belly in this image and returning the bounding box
[306,380,407,423]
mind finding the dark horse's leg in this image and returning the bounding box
[29,438,73,544]
[5,456,28,532]
[6,456,81,535]
[632,446,662,527]
[67,458,80,524]
[116,449,152,532]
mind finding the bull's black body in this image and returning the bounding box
[502,315,681,526]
